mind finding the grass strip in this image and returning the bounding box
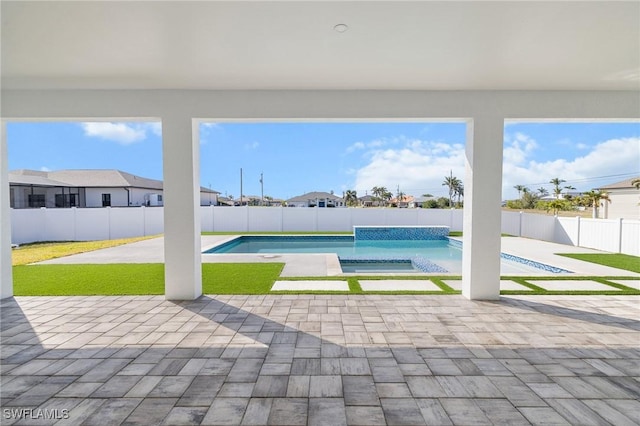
[556,253,640,273]
[13,263,284,296]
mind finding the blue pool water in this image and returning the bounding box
[204,235,570,274]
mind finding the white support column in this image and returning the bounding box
[1,121,13,299]
[162,116,202,300]
[462,117,504,300]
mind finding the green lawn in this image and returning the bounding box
[13,263,284,296]
[557,253,640,273]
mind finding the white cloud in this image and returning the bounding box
[351,132,639,201]
[352,138,466,196]
[149,122,162,136]
[501,136,640,199]
[244,141,260,150]
[80,122,159,145]
[345,141,365,153]
[39,166,51,172]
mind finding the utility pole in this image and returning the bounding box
[240,168,243,206]
[260,172,264,206]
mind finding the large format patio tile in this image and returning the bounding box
[358,280,442,292]
[1,294,639,425]
[442,279,534,291]
[526,279,621,291]
[271,280,349,291]
[607,279,640,290]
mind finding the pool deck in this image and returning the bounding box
[37,235,639,278]
[2,294,639,425]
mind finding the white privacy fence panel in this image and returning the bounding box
[555,217,579,246]
[501,211,521,236]
[10,207,639,255]
[12,209,46,243]
[621,221,640,256]
[350,209,387,227]
[109,208,144,240]
[282,208,317,231]
[211,206,248,232]
[317,208,352,231]
[74,208,110,241]
[201,207,214,232]
[520,213,556,241]
[144,207,164,236]
[43,209,75,241]
[248,207,283,232]
[578,218,622,253]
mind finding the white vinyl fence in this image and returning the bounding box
[10,206,640,256]
[503,212,639,256]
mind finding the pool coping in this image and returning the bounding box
[201,235,636,278]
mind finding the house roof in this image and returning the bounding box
[9,169,220,193]
[597,178,640,190]
[390,195,415,203]
[286,192,343,203]
[8,171,72,187]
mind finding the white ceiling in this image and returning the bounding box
[2,1,639,91]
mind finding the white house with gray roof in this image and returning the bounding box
[9,169,220,208]
[286,191,345,208]
[597,178,640,220]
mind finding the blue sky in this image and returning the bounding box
[7,121,639,200]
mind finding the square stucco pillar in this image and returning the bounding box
[162,117,202,300]
[0,121,13,299]
[462,117,504,300]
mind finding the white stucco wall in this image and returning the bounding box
[85,187,129,207]
[604,190,640,220]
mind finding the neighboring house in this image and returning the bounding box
[265,198,285,207]
[596,178,640,220]
[9,169,220,208]
[390,195,415,208]
[286,191,345,208]
[412,196,436,208]
[358,195,378,207]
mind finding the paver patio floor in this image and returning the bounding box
[1,294,639,425]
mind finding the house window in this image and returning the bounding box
[102,193,111,207]
[10,188,14,208]
[55,194,78,208]
[28,194,45,208]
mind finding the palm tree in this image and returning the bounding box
[514,184,526,199]
[549,178,566,199]
[371,186,388,207]
[396,190,406,208]
[344,190,358,207]
[537,187,549,197]
[631,178,640,189]
[546,199,566,215]
[454,183,464,208]
[383,190,393,207]
[583,190,611,218]
[443,171,460,208]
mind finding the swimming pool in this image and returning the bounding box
[204,235,570,274]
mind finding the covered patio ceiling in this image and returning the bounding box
[2,0,639,91]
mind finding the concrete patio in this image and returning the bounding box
[2,294,639,425]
